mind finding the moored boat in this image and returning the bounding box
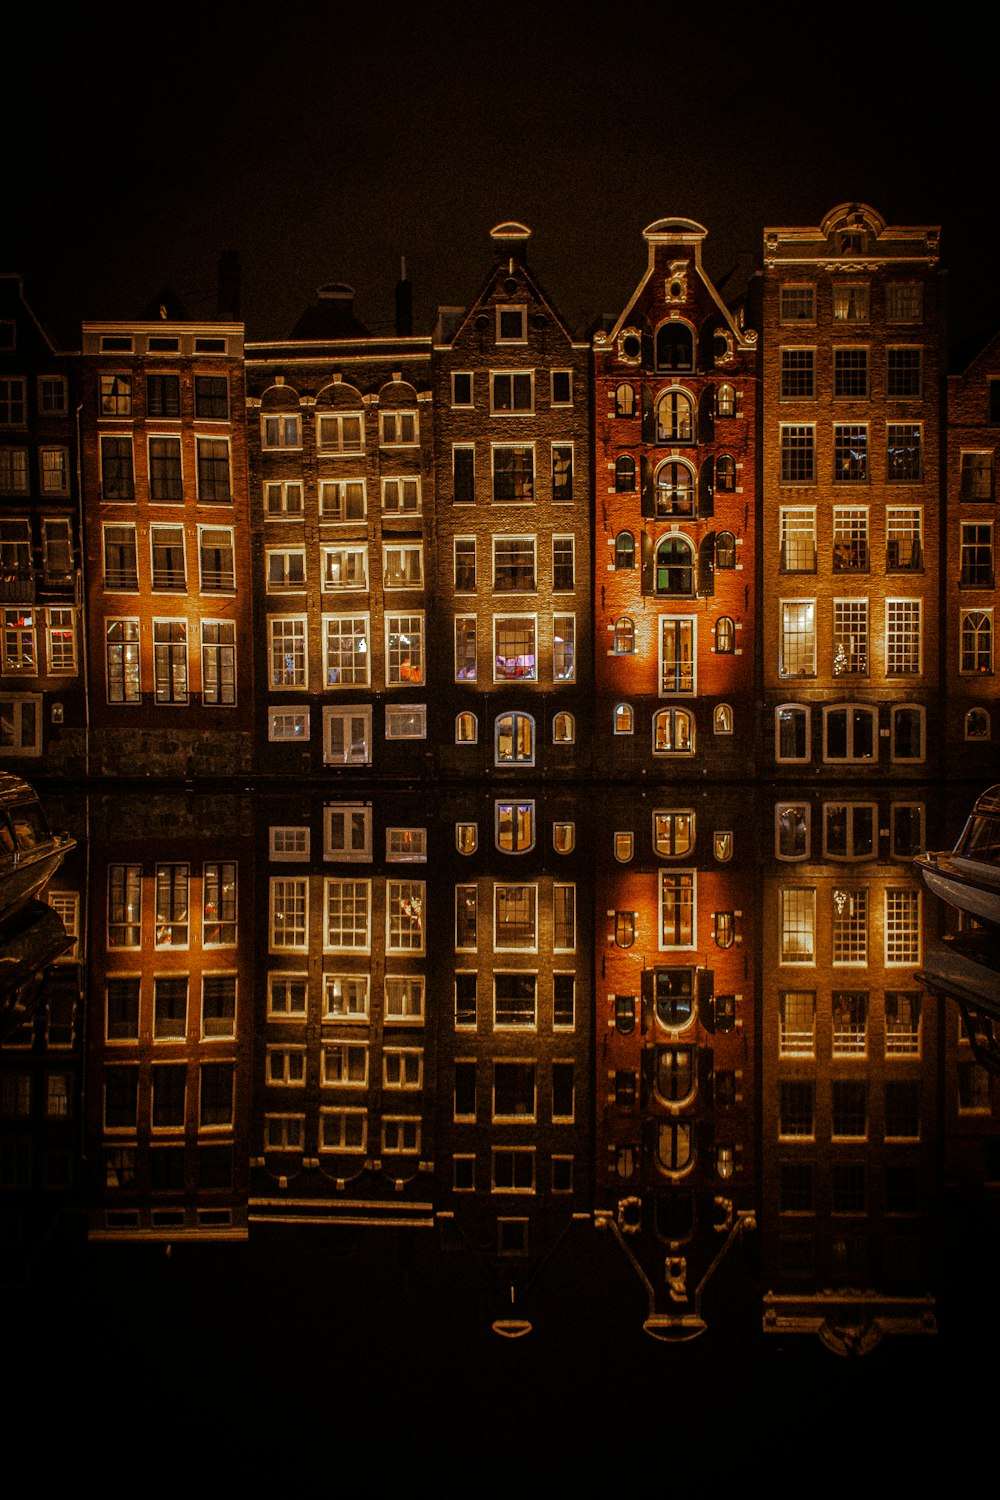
[914,785,1000,931]
[0,773,76,926]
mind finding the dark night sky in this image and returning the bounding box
[8,5,997,350]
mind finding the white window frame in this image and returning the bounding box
[383,543,424,590]
[263,480,304,518]
[658,869,697,951]
[493,884,538,953]
[496,305,527,343]
[268,615,307,690]
[385,976,425,1025]
[266,548,306,593]
[319,479,366,522]
[658,616,697,696]
[381,476,421,515]
[323,803,372,862]
[386,827,427,863]
[779,599,816,678]
[46,608,77,675]
[491,369,535,415]
[386,880,425,954]
[316,411,365,455]
[385,705,427,740]
[323,974,369,1022]
[779,887,816,966]
[269,877,308,952]
[379,410,419,447]
[775,704,811,764]
[269,826,310,862]
[321,544,368,592]
[322,705,371,766]
[886,599,922,676]
[268,707,309,742]
[323,878,372,953]
[385,613,424,687]
[885,889,921,967]
[323,613,370,688]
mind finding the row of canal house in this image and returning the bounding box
[2,202,996,784]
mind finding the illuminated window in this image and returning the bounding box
[492,445,534,502]
[383,544,423,591]
[615,531,635,569]
[833,509,869,572]
[655,460,695,516]
[493,537,535,592]
[199,528,234,593]
[39,446,69,496]
[780,509,816,572]
[715,911,735,949]
[614,703,633,735]
[656,391,694,444]
[0,449,28,493]
[654,810,694,858]
[656,1121,694,1175]
[553,614,575,681]
[887,424,922,482]
[494,885,537,950]
[780,888,815,964]
[385,705,426,740]
[552,711,574,744]
[655,535,694,596]
[653,707,694,755]
[269,826,309,862]
[615,911,636,948]
[323,974,369,1021]
[386,614,423,685]
[493,617,536,680]
[832,889,868,966]
[834,425,868,484]
[615,455,636,492]
[833,283,869,321]
[554,823,574,855]
[152,621,187,703]
[270,877,307,950]
[780,426,815,483]
[269,616,306,688]
[714,831,733,862]
[779,992,815,1057]
[455,886,477,950]
[456,822,477,855]
[496,800,534,853]
[659,618,695,694]
[660,871,695,948]
[203,862,236,945]
[455,711,477,743]
[886,600,921,675]
[886,508,923,571]
[1,609,36,674]
[495,711,534,766]
[714,616,735,653]
[554,884,575,950]
[832,991,868,1056]
[833,599,868,675]
[107,864,141,949]
[781,348,815,398]
[780,600,815,676]
[716,457,736,495]
[324,803,371,861]
[385,977,424,1024]
[454,616,477,681]
[269,708,308,742]
[715,531,737,568]
[886,992,921,1056]
[713,703,733,735]
[823,705,876,763]
[323,705,370,765]
[614,832,633,862]
[655,1047,695,1106]
[154,864,189,947]
[318,480,364,522]
[615,383,635,416]
[382,477,421,515]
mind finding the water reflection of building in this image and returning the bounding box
[592,219,757,779]
[86,795,252,1238]
[760,785,939,1348]
[594,786,756,1335]
[760,205,944,780]
[0,277,84,771]
[81,320,253,776]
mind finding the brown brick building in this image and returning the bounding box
[431,223,592,779]
[81,321,253,776]
[760,204,944,778]
[945,327,1000,775]
[592,219,757,778]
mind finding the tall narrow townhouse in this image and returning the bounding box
[81,321,253,776]
[432,223,592,779]
[0,276,84,773]
[245,285,435,776]
[760,205,944,779]
[592,219,757,779]
[945,327,1000,777]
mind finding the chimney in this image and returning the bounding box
[395,256,413,336]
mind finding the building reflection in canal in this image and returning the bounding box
[2,780,997,1355]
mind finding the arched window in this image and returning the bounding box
[655,323,694,372]
[614,832,633,862]
[615,911,636,948]
[614,703,634,735]
[654,810,694,857]
[716,1145,735,1180]
[716,383,736,417]
[715,531,737,568]
[495,712,534,766]
[965,708,991,741]
[656,389,694,442]
[656,1121,694,1175]
[553,822,575,854]
[495,800,534,853]
[653,708,694,755]
[615,455,636,492]
[716,455,737,492]
[655,535,694,595]
[614,617,635,654]
[714,703,734,735]
[552,711,574,744]
[655,1048,696,1106]
[714,831,733,862]
[715,616,735,653]
[615,530,635,569]
[615,383,635,417]
[456,823,477,854]
[455,711,477,744]
[655,461,695,516]
[715,911,735,949]
[654,968,694,1028]
[961,611,993,674]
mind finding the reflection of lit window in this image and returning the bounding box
[493,617,536,680]
[776,802,809,860]
[614,703,633,735]
[714,831,733,862]
[553,822,575,854]
[456,823,477,855]
[780,888,815,964]
[654,810,694,858]
[495,800,534,853]
[615,911,636,948]
[614,832,633,862]
[659,872,695,948]
[455,711,477,744]
[552,711,574,744]
[714,704,733,735]
[715,911,735,949]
